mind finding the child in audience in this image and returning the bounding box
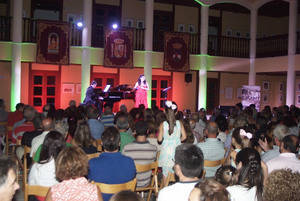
[215,165,238,187]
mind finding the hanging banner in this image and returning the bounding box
[163,32,190,72]
[241,85,261,111]
[104,29,133,68]
[36,21,70,65]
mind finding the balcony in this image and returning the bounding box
[256,34,288,58]
[0,16,11,41]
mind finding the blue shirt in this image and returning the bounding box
[88,152,136,201]
[87,119,104,139]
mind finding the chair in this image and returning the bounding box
[87,152,101,160]
[203,158,225,167]
[23,146,31,190]
[96,139,102,152]
[135,161,159,201]
[94,178,137,194]
[24,184,50,201]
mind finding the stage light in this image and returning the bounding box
[112,23,118,30]
[76,21,83,29]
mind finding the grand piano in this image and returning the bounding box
[94,84,135,103]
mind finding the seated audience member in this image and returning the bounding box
[215,165,238,187]
[182,119,196,144]
[260,124,289,162]
[226,148,264,201]
[21,113,43,147]
[86,105,104,140]
[266,135,300,173]
[30,118,54,157]
[109,191,143,201]
[157,144,204,201]
[0,156,20,201]
[263,169,300,201]
[188,179,230,201]
[122,121,157,187]
[88,127,136,201]
[189,118,204,143]
[146,121,160,151]
[71,121,97,154]
[216,115,229,143]
[45,146,103,201]
[116,114,135,152]
[28,131,66,187]
[197,122,225,177]
[6,103,24,140]
[101,104,115,127]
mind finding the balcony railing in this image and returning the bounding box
[256,34,288,58]
[208,35,250,58]
[23,18,37,42]
[0,16,11,41]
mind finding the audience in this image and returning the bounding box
[109,191,143,201]
[116,113,135,152]
[88,127,136,201]
[21,113,44,147]
[101,103,115,127]
[6,103,24,140]
[157,144,204,201]
[86,105,104,140]
[45,146,103,201]
[215,165,238,187]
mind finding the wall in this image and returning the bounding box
[174,5,199,33]
[0,61,11,110]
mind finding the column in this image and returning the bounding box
[198,5,209,110]
[81,0,92,102]
[10,0,23,111]
[249,8,257,86]
[286,0,297,106]
[144,0,153,108]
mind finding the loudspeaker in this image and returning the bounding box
[185,73,192,83]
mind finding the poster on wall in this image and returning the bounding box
[62,83,74,94]
[241,85,261,111]
[163,32,190,72]
[103,29,133,68]
[36,21,70,65]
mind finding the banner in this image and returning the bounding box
[104,29,133,68]
[36,21,70,65]
[163,32,190,72]
[241,85,261,111]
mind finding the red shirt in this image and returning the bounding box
[12,122,34,143]
[7,111,23,139]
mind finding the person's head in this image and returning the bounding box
[86,105,99,119]
[101,126,120,152]
[91,80,97,88]
[232,127,252,149]
[0,156,19,201]
[189,179,230,201]
[273,124,289,146]
[69,100,76,107]
[23,106,36,121]
[120,104,127,113]
[0,99,5,110]
[280,135,299,154]
[42,118,54,131]
[135,121,148,138]
[174,144,204,179]
[39,131,66,164]
[146,120,157,136]
[164,101,177,135]
[205,122,218,138]
[73,121,95,148]
[263,169,300,201]
[216,116,228,133]
[235,148,263,201]
[55,146,88,181]
[15,103,25,112]
[233,117,248,128]
[104,103,113,114]
[215,166,238,187]
[110,190,143,201]
[32,113,43,130]
[198,108,206,121]
[54,119,69,138]
[137,74,146,85]
[116,114,129,131]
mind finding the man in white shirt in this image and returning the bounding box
[157,144,204,201]
[267,135,300,174]
[30,118,53,157]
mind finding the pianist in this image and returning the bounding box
[83,80,97,105]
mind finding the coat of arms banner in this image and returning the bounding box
[104,29,133,68]
[163,32,190,72]
[36,21,70,65]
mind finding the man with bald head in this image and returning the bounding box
[197,121,225,177]
[30,118,54,157]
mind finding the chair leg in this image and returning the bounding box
[147,189,153,201]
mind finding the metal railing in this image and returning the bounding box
[0,16,11,41]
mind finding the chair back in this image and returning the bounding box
[204,158,225,167]
[95,178,136,194]
[24,184,50,201]
[165,172,176,187]
[96,139,102,152]
[135,161,158,173]
[87,152,101,160]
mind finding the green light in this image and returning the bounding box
[193,0,210,6]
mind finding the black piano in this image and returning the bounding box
[94,84,135,103]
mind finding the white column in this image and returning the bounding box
[81,0,92,102]
[144,0,153,108]
[249,8,257,86]
[198,5,209,110]
[10,0,23,111]
[286,0,297,106]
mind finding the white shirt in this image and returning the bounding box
[30,131,49,157]
[217,131,227,143]
[157,181,199,201]
[28,158,58,186]
[227,185,257,201]
[266,153,300,174]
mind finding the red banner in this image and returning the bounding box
[163,32,190,72]
[104,29,133,68]
[36,21,70,65]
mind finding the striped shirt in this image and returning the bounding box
[122,141,157,187]
[100,114,115,127]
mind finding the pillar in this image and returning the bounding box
[249,8,257,86]
[81,0,92,102]
[286,0,297,106]
[144,0,153,108]
[10,0,23,111]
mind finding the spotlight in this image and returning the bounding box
[76,21,83,29]
[112,23,118,30]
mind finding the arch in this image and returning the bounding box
[254,0,289,10]
[201,0,252,10]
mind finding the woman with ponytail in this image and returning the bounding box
[226,148,264,201]
[158,101,187,184]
